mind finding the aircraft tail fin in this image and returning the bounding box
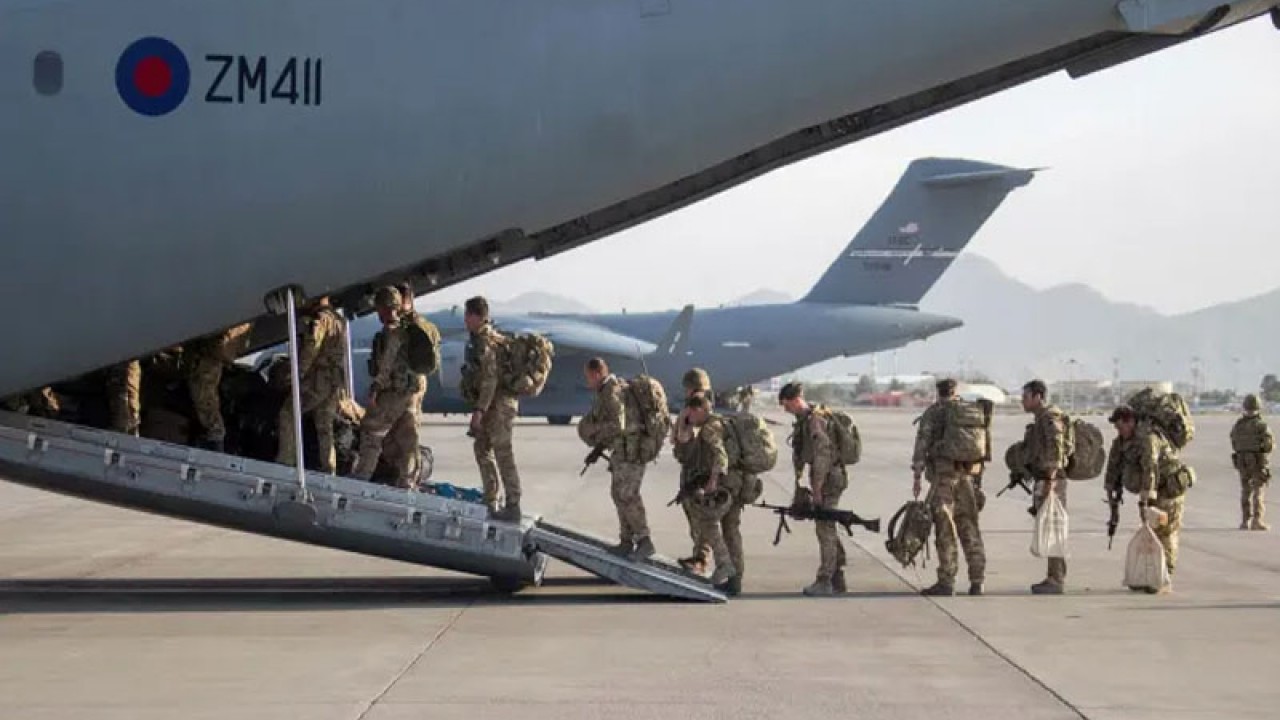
[802,157,1038,307]
[654,305,694,356]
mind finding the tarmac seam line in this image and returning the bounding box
[353,601,473,720]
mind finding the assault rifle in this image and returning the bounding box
[753,500,881,546]
[1106,487,1124,550]
[998,468,1033,498]
[579,444,612,476]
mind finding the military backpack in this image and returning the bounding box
[622,374,673,464]
[402,314,442,376]
[885,499,933,568]
[933,398,992,464]
[722,412,778,475]
[498,332,555,397]
[1063,417,1106,481]
[816,406,862,466]
[1127,387,1195,450]
[1230,415,1274,454]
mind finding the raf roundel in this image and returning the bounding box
[115,37,190,117]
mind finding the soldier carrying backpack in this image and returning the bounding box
[910,378,987,597]
[1231,394,1273,531]
[459,296,524,522]
[779,382,861,597]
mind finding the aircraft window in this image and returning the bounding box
[33,51,62,96]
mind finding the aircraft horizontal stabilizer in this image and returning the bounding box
[920,166,1043,188]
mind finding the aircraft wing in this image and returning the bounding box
[494,315,657,358]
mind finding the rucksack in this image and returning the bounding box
[1127,387,1195,450]
[623,374,672,464]
[933,399,991,463]
[816,406,862,466]
[402,314,442,376]
[722,412,778,474]
[1064,417,1106,481]
[1231,415,1274,454]
[499,332,554,397]
[885,500,933,568]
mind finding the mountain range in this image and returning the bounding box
[422,255,1279,391]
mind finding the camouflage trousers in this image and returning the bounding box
[474,395,521,508]
[683,493,736,578]
[1151,495,1186,574]
[187,355,226,442]
[388,385,426,485]
[929,473,986,585]
[351,390,416,483]
[610,460,650,544]
[1239,471,1268,525]
[682,500,711,564]
[1033,478,1068,584]
[106,360,141,435]
[815,482,847,582]
[276,378,341,474]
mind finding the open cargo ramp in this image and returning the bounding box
[0,412,723,603]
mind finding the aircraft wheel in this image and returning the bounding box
[546,415,573,426]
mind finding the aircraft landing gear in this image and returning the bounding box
[547,415,573,426]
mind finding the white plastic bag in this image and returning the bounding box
[1030,493,1069,558]
[1125,519,1169,592]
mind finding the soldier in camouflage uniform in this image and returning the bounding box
[1105,404,1187,590]
[1231,394,1272,531]
[737,385,756,414]
[676,367,714,573]
[186,322,253,452]
[351,287,419,483]
[373,284,428,486]
[276,296,347,474]
[1,387,61,418]
[579,357,655,559]
[912,378,986,597]
[1020,379,1070,595]
[673,393,737,588]
[461,296,522,521]
[780,382,849,597]
[106,360,142,436]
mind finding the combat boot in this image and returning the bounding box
[630,536,656,560]
[1030,579,1064,595]
[492,503,522,523]
[1240,519,1252,530]
[920,582,954,597]
[607,540,633,557]
[968,582,984,597]
[802,579,835,597]
[199,437,224,453]
[1251,518,1270,531]
[709,563,736,586]
[715,575,742,597]
[831,569,848,595]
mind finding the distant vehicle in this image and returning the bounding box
[347,157,1037,422]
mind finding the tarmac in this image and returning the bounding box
[1,410,1277,719]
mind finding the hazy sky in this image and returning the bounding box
[426,18,1280,317]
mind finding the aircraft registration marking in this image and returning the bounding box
[206,55,323,106]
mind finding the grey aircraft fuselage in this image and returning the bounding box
[395,304,962,418]
[3,1,1276,397]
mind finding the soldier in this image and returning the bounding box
[380,282,428,485]
[1105,405,1188,590]
[1020,379,1070,595]
[105,360,142,435]
[737,385,757,413]
[672,393,737,589]
[276,296,347,473]
[779,382,849,597]
[461,296,522,521]
[579,357,655,559]
[351,287,419,484]
[675,367,714,573]
[1,387,60,418]
[1231,394,1272,531]
[911,378,986,597]
[186,323,253,452]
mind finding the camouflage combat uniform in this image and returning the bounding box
[463,321,521,512]
[1,387,60,418]
[673,413,736,585]
[793,408,849,595]
[106,360,142,435]
[1230,409,1272,530]
[387,311,429,485]
[186,323,252,450]
[1023,403,1070,588]
[1106,424,1187,576]
[578,374,651,550]
[352,312,419,483]
[677,368,714,569]
[913,398,985,590]
[276,304,347,474]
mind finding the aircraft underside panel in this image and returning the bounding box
[528,522,726,604]
[0,412,721,603]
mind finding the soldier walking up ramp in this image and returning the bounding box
[0,412,724,603]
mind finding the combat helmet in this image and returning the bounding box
[1244,394,1262,413]
[682,367,711,394]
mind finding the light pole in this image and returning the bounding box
[1067,358,1079,413]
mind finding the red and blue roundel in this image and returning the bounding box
[115,37,190,117]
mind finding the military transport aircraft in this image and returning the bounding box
[3,1,1277,398]
[344,157,1036,421]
